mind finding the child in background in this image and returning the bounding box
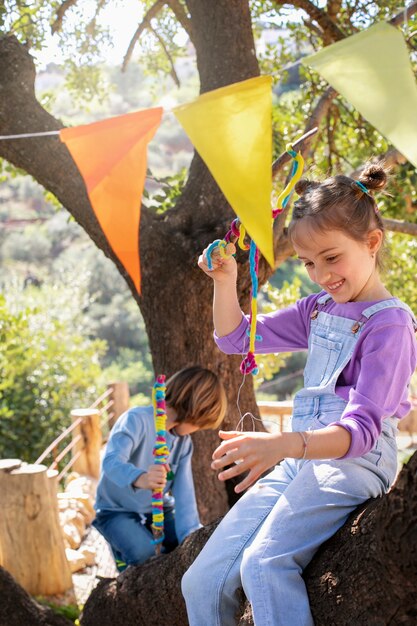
[93,366,226,571]
[182,163,417,625]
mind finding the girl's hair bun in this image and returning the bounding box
[294,178,319,196]
[357,162,388,192]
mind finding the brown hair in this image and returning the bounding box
[288,162,389,269]
[165,366,227,430]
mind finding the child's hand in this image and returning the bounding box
[211,430,284,494]
[198,242,237,283]
[134,464,167,490]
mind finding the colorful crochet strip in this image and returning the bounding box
[272,145,304,218]
[151,374,170,551]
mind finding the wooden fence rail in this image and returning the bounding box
[34,381,129,485]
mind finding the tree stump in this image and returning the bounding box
[70,409,102,479]
[0,460,73,597]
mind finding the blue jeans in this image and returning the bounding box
[182,401,398,626]
[93,507,178,569]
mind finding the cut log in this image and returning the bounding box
[0,460,73,596]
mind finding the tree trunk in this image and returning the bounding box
[0,0,271,520]
[80,452,417,626]
[0,566,74,626]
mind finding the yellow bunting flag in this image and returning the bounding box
[174,76,274,267]
[303,22,417,169]
[60,108,163,293]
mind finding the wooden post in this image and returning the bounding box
[107,381,130,429]
[70,409,102,479]
[0,459,73,596]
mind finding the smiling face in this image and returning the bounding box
[291,220,389,303]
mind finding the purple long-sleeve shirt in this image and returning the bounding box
[215,292,417,458]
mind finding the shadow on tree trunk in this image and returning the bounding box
[0,566,73,626]
[80,451,417,626]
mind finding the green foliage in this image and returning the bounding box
[254,278,302,391]
[270,256,320,298]
[0,280,106,463]
[144,168,187,213]
[1,0,51,50]
[100,348,153,401]
[37,599,80,623]
[384,233,417,311]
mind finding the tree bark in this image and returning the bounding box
[0,566,74,626]
[80,451,417,626]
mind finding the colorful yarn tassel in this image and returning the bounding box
[151,375,170,553]
[240,145,304,376]
[240,240,261,376]
[207,145,304,378]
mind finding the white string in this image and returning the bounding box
[0,109,176,141]
[234,339,284,433]
[272,58,302,77]
[0,130,61,140]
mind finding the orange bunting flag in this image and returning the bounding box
[174,76,274,267]
[60,108,163,293]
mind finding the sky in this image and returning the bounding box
[34,0,188,68]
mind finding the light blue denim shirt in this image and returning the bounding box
[94,405,201,543]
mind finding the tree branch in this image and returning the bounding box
[327,0,343,23]
[382,218,417,236]
[390,1,417,26]
[122,0,166,72]
[148,23,180,87]
[166,0,194,42]
[272,127,319,177]
[272,0,346,43]
[51,0,79,34]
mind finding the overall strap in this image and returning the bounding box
[361,299,417,331]
[317,293,332,305]
[310,292,332,320]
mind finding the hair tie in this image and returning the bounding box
[355,180,370,195]
[355,180,380,214]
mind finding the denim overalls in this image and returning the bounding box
[182,296,416,626]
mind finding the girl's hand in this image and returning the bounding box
[198,242,237,283]
[211,430,285,493]
[134,464,167,490]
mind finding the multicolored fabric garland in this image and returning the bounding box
[151,374,170,553]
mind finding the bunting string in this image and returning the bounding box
[3,21,417,299]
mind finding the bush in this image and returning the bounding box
[0,283,106,462]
